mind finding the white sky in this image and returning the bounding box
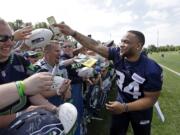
[1,0,180,47]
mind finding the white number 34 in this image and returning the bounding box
[116,70,142,99]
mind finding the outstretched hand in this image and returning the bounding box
[13,26,33,41]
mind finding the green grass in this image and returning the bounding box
[150,52,180,135]
[150,51,180,72]
[87,51,180,135]
[151,68,180,135]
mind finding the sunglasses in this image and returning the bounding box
[0,35,14,42]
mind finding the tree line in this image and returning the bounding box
[8,19,48,31]
[143,45,180,54]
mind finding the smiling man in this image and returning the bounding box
[55,23,163,135]
[0,18,71,135]
[0,21,14,63]
[0,17,56,127]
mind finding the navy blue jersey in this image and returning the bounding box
[0,53,35,114]
[108,48,163,103]
[0,53,34,84]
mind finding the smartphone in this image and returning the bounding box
[47,16,57,25]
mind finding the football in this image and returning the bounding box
[58,103,77,134]
[25,28,53,48]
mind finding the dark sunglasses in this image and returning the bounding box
[0,35,14,42]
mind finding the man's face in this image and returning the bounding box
[47,44,61,65]
[119,32,140,58]
[0,23,14,62]
[62,42,73,55]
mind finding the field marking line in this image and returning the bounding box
[160,64,180,76]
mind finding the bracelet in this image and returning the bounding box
[19,81,25,95]
[123,103,128,112]
[71,30,77,37]
[15,81,25,97]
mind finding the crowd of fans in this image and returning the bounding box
[0,17,116,135]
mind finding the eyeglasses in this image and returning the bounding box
[0,35,14,42]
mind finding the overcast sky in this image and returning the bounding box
[1,0,180,47]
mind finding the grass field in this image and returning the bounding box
[87,51,180,135]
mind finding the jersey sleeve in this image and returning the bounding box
[143,62,163,92]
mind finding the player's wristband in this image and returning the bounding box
[15,81,25,97]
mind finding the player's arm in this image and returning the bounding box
[127,91,160,111]
[55,24,109,58]
[71,31,109,58]
[106,91,160,114]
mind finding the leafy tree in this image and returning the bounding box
[148,45,157,52]
[34,22,48,29]
[14,19,24,30]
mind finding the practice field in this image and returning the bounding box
[87,51,180,135]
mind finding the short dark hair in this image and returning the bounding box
[128,30,145,46]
